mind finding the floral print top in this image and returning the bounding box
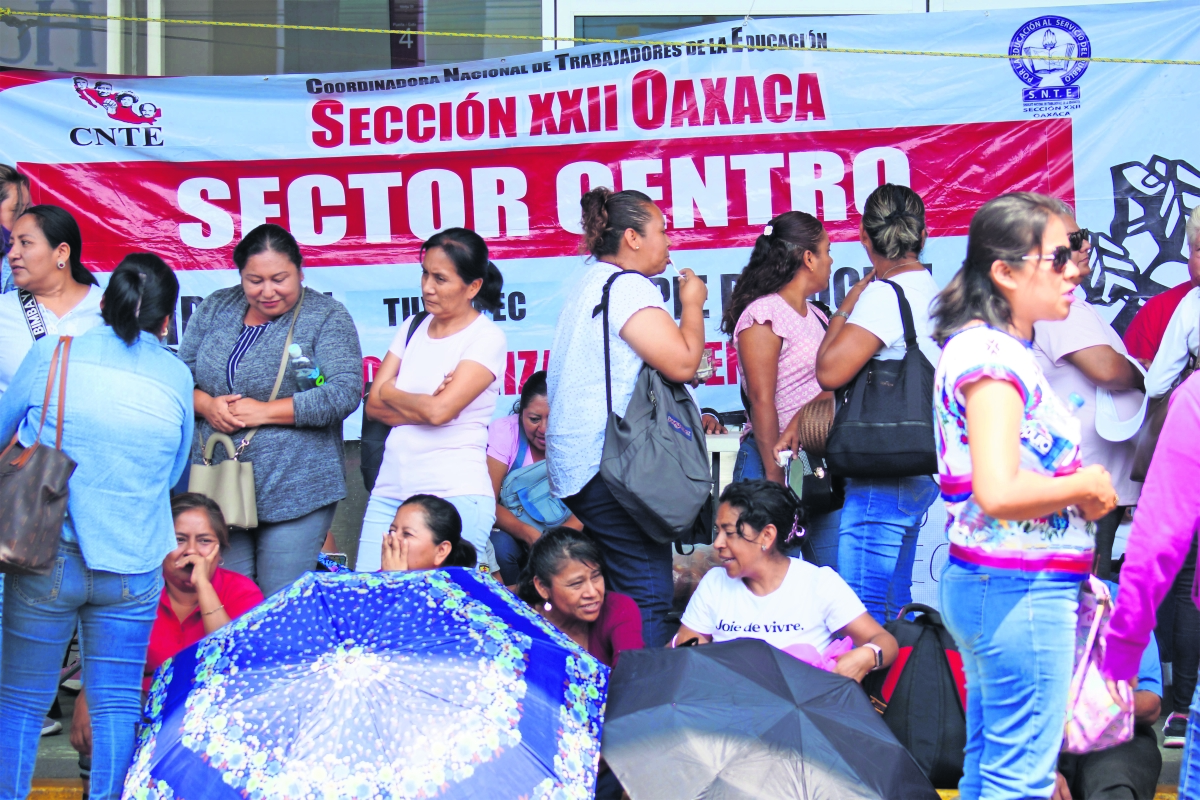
[934,325,1094,574]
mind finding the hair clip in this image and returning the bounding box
[763,224,774,236]
[785,512,805,543]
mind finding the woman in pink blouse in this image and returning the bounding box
[720,211,838,566]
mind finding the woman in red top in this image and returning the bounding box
[71,494,263,761]
[519,526,643,668]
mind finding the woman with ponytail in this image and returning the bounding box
[722,211,839,566]
[814,184,942,623]
[0,253,193,799]
[546,187,708,648]
[359,227,507,575]
[931,193,1119,800]
[0,205,103,398]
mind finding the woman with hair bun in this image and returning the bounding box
[0,205,103,398]
[0,252,193,799]
[179,223,363,597]
[814,184,942,623]
[546,187,708,647]
[722,211,839,566]
[359,227,507,574]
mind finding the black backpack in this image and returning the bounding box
[862,603,967,789]
[360,310,429,492]
[824,279,937,478]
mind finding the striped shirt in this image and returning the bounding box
[227,322,270,389]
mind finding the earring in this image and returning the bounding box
[57,262,66,270]
[544,601,553,612]
[761,545,767,551]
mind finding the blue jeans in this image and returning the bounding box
[940,561,1079,800]
[837,475,938,623]
[1182,680,1200,799]
[563,474,675,648]
[225,502,338,598]
[357,494,499,573]
[732,435,840,569]
[0,539,161,800]
[491,529,529,585]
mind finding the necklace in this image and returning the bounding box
[875,259,921,281]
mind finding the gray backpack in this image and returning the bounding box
[593,270,715,546]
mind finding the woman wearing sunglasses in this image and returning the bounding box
[930,193,1120,800]
[1031,201,1144,582]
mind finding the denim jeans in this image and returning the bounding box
[356,494,499,574]
[225,502,338,597]
[1157,538,1200,715]
[838,475,938,623]
[490,529,529,585]
[1181,680,1200,799]
[940,561,1079,800]
[732,435,841,569]
[564,474,675,647]
[0,539,161,800]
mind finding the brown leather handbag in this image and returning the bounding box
[0,336,77,576]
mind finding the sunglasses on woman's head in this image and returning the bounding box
[1020,245,1072,273]
[1068,228,1091,252]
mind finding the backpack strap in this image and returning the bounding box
[591,269,646,416]
[404,309,430,348]
[877,279,919,351]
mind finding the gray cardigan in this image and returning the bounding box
[178,286,363,523]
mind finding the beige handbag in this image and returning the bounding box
[188,290,305,529]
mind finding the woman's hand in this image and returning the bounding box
[70,690,92,756]
[381,532,409,572]
[774,413,802,461]
[433,371,454,396]
[1074,464,1119,521]
[227,397,294,428]
[833,646,878,683]
[677,268,708,308]
[199,392,245,434]
[701,413,727,435]
[175,546,221,589]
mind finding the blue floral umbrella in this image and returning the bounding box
[123,568,608,800]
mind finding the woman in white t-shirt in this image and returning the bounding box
[547,186,708,648]
[0,205,104,398]
[357,228,507,572]
[677,480,896,682]
[815,184,941,624]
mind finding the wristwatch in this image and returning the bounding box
[863,642,884,671]
[833,310,851,321]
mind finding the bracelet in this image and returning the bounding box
[202,604,225,617]
[833,310,851,321]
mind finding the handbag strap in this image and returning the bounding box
[511,421,530,476]
[17,289,48,341]
[1069,578,1111,695]
[877,279,919,351]
[591,269,645,416]
[11,336,71,468]
[235,288,306,455]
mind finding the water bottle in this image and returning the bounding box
[288,344,324,390]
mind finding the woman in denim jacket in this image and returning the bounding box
[0,254,193,800]
[179,224,362,597]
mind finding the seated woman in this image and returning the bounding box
[487,371,582,586]
[675,480,897,683]
[379,494,478,572]
[71,494,264,770]
[519,526,644,668]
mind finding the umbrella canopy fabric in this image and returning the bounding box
[123,568,608,800]
[603,639,938,800]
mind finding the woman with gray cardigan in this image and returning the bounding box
[179,224,362,596]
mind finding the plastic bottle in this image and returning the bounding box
[288,343,324,390]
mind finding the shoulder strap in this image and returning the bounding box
[236,288,306,454]
[404,309,430,348]
[591,269,646,416]
[18,289,48,341]
[878,279,919,350]
[511,420,530,474]
[810,299,832,331]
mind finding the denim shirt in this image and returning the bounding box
[0,327,193,574]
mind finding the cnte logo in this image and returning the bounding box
[69,127,164,147]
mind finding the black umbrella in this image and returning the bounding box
[602,639,939,800]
